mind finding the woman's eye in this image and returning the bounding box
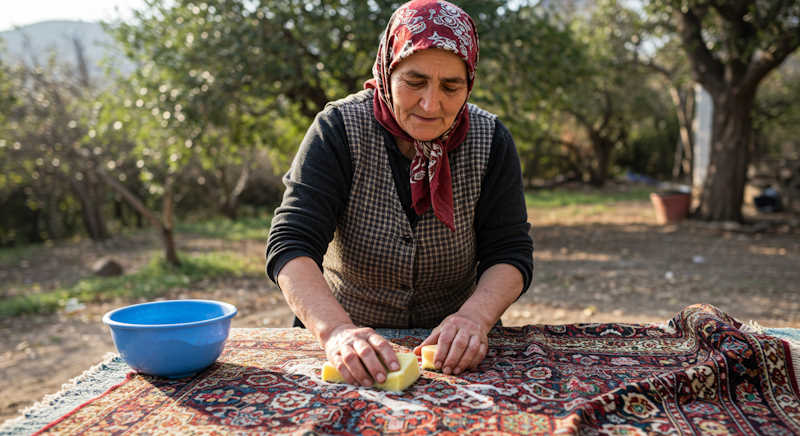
[406,81,425,88]
[442,86,457,93]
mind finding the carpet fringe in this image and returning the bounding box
[785,336,800,392]
[739,320,765,334]
[1,352,119,429]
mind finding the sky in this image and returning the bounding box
[0,0,147,32]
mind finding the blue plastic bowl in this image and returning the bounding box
[102,299,237,378]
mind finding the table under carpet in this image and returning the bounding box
[2,304,799,435]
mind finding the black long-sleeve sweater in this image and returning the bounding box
[266,104,533,293]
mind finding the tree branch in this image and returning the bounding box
[742,30,800,91]
[563,107,592,131]
[639,59,674,80]
[597,89,614,134]
[674,6,725,96]
[231,164,249,199]
[713,3,758,79]
[94,166,162,230]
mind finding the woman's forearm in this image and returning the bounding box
[276,256,400,386]
[276,256,354,344]
[458,263,524,330]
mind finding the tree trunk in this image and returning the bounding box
[95,167,181,266]
[161,180,180,266]
[681,89,695,178]
[670,86,694,180]
[69,176,109,241]
[114,199,127,227]
[73,183,100,239]
[45,192,64,239]
[161,226,180,266]
[588,134,614,187]
[695,91,754,221]
[90,177,110,240]
[29,207,43,243]
[220,165,249,220]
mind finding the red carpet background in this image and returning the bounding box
[36,304,800,435]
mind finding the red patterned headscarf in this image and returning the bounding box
[365,0,479,232]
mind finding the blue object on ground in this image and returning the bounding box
[624,170,659,185]
[102,299,237,378]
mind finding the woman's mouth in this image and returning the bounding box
[411,114,439,123]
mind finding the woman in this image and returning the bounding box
[266,0,532,388]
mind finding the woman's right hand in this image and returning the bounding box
[323,324,400,387]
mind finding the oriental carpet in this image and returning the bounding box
[35,304,800,435]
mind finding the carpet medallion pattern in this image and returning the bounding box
[36,304,800,435]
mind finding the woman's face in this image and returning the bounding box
[389,49,468,141]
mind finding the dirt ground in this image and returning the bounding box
[2,189,799,423]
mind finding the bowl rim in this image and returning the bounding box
[102,299,237,329]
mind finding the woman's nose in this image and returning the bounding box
[419,86,440,113]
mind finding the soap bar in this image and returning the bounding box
[321,352,420,392]
[421,345,438,370]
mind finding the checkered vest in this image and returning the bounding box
[322,89,495,328]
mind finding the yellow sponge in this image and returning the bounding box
[421,345,438,370]
[321,352,420,392]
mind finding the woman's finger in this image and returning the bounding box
[414,328,440,355]
[369,334,401,372]
[442,329,470,375]
[353,339,387,383]
[340,344,373,386]
[468,341,488,370]
[455,334,482,374]
[332,352,357,385]
[434,323,457,370]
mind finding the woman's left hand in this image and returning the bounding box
[413,311,489,375]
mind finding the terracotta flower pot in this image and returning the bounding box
[650,192,691,225]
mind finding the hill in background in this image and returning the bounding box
[0,20,133,80]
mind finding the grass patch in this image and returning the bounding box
[525,186,651,208]
[0,243,47,265]
[0,251,263,319]
[177,215,271,241]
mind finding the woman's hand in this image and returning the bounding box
[323,324,400,387]
[414,312,489,375]
[413,264,523,375]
